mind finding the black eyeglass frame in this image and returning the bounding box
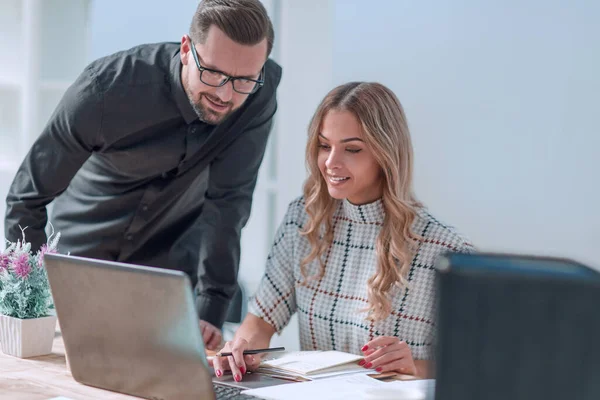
[188,38,265,95]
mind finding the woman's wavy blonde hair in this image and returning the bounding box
[301,82,422,321]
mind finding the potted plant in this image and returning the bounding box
[0,228,60,358]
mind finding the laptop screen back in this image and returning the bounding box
[45,253,214,400]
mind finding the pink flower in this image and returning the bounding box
[38,244,56,268]
[12,253,31,278]
[0,253,9,272]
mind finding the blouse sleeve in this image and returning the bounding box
[248,198,303,333]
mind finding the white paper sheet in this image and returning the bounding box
[242,374,435,400]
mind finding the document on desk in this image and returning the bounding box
[242,374,435,400]
[260,350,372,379]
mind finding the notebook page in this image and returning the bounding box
[262,351,363,375]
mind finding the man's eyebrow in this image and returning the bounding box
[319,133,363,143]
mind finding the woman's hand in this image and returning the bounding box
[360,336,418,376]
[211,338,261,382]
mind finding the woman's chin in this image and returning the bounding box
[327,188,347,201]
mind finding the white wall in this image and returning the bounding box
[89,0,199,59]
[332,0,600,268]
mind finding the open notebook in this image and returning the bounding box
[258,350,377,381]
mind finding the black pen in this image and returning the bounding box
[215,347,286,357]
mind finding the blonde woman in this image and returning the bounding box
[212,82,474,382]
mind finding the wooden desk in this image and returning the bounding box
[0,330,140,400]
[0,330,417,399]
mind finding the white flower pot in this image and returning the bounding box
[0,314,57,358]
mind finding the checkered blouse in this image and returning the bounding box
[248,197,474,360]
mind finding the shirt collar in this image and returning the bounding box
[341,198,385,225]
[170,50,198,124]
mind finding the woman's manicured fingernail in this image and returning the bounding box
[240,366,246,374]
[365,362,372,369]
[234,374,241,382]
[358,360,366,366]
[361,345,368,352]
[215,370,222,377]
[376,367,382,372]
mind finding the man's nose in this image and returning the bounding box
[215,81,233,103]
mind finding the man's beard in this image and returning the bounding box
[185,84,234,125]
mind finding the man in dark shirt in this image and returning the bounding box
[4,0,281,350]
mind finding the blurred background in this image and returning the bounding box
[1,0,598,349]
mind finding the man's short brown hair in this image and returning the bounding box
[190,0,274,57]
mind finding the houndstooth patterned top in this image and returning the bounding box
[248,196,474,360]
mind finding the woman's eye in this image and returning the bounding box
[318,143,331,150]
[346,148,362,154]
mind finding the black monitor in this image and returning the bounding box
[434,252,600,400]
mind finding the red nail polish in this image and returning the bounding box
[365,362,372,369]
[216,370,222,377]
[376,367,382,372]
[234,374,241,382]
[361,345,368,352]
[358,360,366,366]
[240,366,246,374]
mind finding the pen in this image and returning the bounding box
[215,346,286,357]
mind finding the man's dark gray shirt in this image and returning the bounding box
[4,42,282,328]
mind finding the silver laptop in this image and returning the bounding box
[44,253,289,400]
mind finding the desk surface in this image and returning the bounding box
[0,330,141,400]
[0,330,417,399]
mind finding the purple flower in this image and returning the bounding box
[12,253,31,278]
[0,253,9,272]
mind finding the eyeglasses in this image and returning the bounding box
[189,38,265,95]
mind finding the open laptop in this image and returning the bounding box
[44,253,290,400]
[434,252,600,400]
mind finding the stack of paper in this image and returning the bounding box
[258,350,376,381]
[242,374,435,400]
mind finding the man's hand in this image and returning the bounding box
[199,320,223,351]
